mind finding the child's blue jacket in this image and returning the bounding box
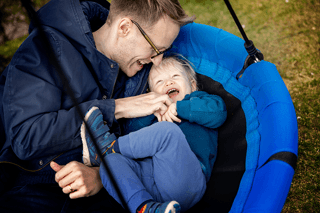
[123,91,227,181]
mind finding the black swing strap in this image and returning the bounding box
[223,0,264,79]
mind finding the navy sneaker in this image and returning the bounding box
[137,201,181,213]
[80,106,117,166]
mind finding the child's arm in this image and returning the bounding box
[176,91,227,128]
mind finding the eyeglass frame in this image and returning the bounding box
[131,20,172,59]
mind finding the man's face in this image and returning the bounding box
[118,16,180,77]
[149,62,194,103]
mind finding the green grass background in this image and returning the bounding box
[0,0,319,212]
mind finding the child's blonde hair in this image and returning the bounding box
[148,55,198,91]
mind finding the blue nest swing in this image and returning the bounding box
[172,22,298,213]
[167,1,299,212]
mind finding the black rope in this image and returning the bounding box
[223,0,264,79]
[223,0,249,44]
[20,0,128,211]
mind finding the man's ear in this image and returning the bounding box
[118,18,132,37]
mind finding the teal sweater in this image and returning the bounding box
[122,91,227,181]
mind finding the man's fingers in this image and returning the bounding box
[170,107,178,116]
[155,103,168,116]
[54,161,79,183]
[58,171,78,189]
[156,95,172,106]
[67,178,95,199]
[170,114,181,123]
[50,161,64,172]
[69,190,85,199]
[169,110,180,123]
[154,112,162,122]
[69,187,91,199]
[55,169,72,184]
[163,110,181,123]
[163,113,173,123]
[62,182,75,194]
[163,97,173,107]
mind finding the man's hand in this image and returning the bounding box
[158,103,181,123]
[114,92,173,119]
[50,161,103,199]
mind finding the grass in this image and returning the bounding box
[0,0,319,212]
[0,35,28,71]
[287,79,320,212]
[0,35,28,57]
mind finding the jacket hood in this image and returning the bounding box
[29,0,108,49]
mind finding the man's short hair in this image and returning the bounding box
[108,0,195,28]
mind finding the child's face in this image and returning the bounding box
[149,63,195,103]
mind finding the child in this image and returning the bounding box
[80,56,227,213]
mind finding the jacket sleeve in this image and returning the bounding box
[121,115,156,136]
[176,91,227,129]
[2,30,116,160]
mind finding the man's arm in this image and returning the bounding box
[114,92,172,119]
[2,30,116,160]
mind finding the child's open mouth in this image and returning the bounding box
[166,88,179,99]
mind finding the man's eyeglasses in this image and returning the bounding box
[131,20,172,59]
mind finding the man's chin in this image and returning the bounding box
[122,64,143,77]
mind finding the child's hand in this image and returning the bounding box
[160,103,181,123]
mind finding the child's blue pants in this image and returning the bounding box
[99,122,206,213]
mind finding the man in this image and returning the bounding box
[0,0,194,212]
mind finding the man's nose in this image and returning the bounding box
[150,54,164,66]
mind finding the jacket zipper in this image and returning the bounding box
[110,68,119,99]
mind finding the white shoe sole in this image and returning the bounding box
[80,106,99,167]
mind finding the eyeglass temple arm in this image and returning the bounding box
[131,20,160,54]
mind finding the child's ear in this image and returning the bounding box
[191,80,197,92]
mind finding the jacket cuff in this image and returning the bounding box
[177,100,191,121]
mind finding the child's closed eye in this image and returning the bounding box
[156,80,163,85]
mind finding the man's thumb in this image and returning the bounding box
[50,161,63,172]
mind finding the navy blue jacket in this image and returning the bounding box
[0,0,150,171]
[123,91,227,181]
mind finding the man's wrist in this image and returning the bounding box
[114,99,124,120]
